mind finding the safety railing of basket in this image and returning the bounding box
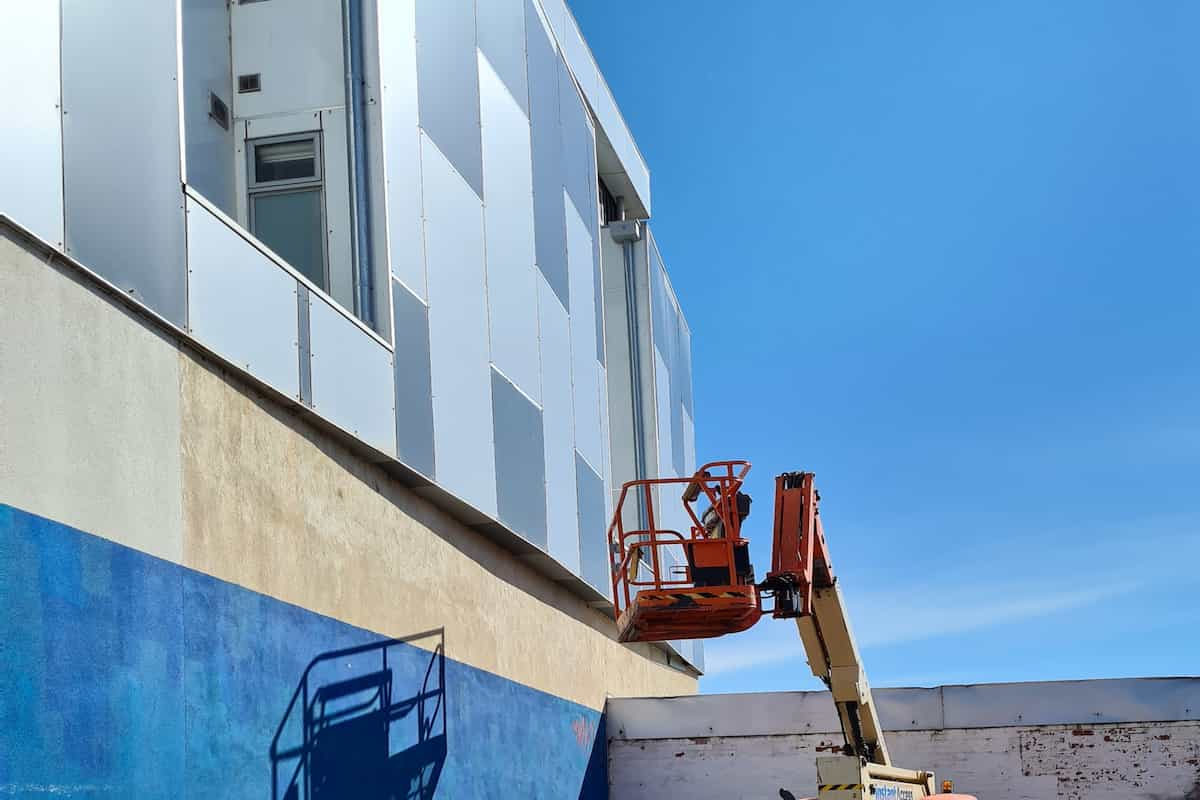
[607,460,751,617]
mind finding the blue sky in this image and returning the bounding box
[572,2,1200,693]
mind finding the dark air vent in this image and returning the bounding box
[238,73,261,94]
[208,92,229,130]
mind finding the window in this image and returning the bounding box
[248,134,327,289]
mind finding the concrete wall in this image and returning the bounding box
[0,224,696,795]
[607,681,1200,800]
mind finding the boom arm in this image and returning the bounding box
[763,472,891,766]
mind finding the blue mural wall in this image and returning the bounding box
[0,505,606,799]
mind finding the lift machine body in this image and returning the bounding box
[607,462,975,800]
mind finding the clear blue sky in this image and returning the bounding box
[573,2,1200,693]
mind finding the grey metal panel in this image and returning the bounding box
[491,369,548,547]
[0,5,63,247]
[525,0,568,308]
[185,197,300,398]
[671,386,685,478]
[575,451,608,593]
[648,232,673,365]
[680,318,694,416]
[653,348,673,478]
[297,284,312,404]
[558,61,594,238]
[608,692,842,741]
[682,406,696,476]
[182,0,236,217]
[421,132,498,516]
[391,278,436,478]
[566,195,602,470]
[476,0,529,117]
[479,51,541,403]
[942,678,1200,729]
[229,0,345,119]
[415,0,483,199]
[61,0,187,325]
[377,0,426,299]
[537,273,579,571]
[309,293,397,456]
[592,213,604,365]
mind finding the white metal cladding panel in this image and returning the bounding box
[378,0,426,299]
[421,133,498,516]
[942,678,1200,729]
[184,196,300,399]
[321,108,357,313]
[476,0,529,118]
[525,0,569,309]
[61,0,186,326]
[415,0,483,199]
[566,193,603,470]
[479,52,542,403]
[537,273,580,571]
[182,0,236,217]
[0,5,63,246]
[308,293,397,456]
[229,0,345,119]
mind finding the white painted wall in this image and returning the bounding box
[608,679,1200,800]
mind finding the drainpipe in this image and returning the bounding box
[343,0,375,328]
[610,197,648,529]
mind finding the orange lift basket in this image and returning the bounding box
[608,461,762,643]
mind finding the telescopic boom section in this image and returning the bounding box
[761,472,892,767]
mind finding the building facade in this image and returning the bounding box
[0,0,700,795]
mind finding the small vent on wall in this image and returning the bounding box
[238,73,261,94]
[208,93,230,130]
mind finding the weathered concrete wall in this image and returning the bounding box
[0,229,183,562]
[0,219,694,768]
[608,681,1200,800]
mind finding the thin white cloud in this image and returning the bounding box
[701,579,1139,676]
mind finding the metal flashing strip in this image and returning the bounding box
[607,677,1200,740]
[296,283,312,404]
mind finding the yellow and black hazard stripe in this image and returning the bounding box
[818,784,863,792]
[663,590,752,601]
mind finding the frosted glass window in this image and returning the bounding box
[251,189,325,287]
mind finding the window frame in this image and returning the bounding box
[247,132,330,291]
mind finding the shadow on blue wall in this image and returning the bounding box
[272,631,447,800]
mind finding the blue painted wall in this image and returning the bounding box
[0,505,606,799]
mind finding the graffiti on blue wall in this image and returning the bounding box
[0,505,606,799]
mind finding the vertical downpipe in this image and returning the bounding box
[343,0,375,328]
[618,197,650,530]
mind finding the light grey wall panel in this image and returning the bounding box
[185,196,300,398]
[0,5,63,247]
[566,194,602,470]
[576,450,608,594]
[653,348,673,478]
[682,406,697,477]
[537,273,579,571]
[62,0,186,325]
[230,0,345,119]
[182,0,235,217]
[479,52,542,402]
[421,133,498,516]
[391,278,436,478]
[491,368,548,547]
[415,0,483,199]
[601,233,637,496]
[526,0,568,308]
[558,62,595,238]
[680,318,694,416]
[378,0,427,299]
[309,294,397,456]
[321,107,357,313]
[477,0,529,117]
